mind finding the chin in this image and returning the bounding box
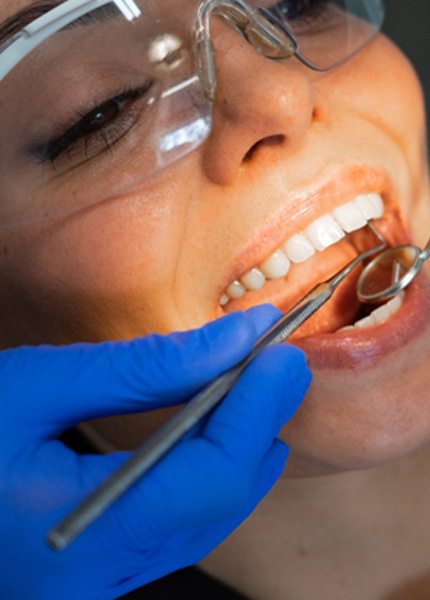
[217,164,430,478]
[278,271,430,478]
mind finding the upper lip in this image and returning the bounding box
[219,163,395,296]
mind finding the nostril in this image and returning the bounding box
[243,134,285,162]
[312,105,325,123]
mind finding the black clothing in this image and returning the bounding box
[120,568,247,600]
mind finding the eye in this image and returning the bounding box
[265,0,343,38]
[271,0,329,20]
[32,81,154,165]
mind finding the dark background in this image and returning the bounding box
[384,1,430,146]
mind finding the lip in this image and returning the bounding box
[215,161,430,370]
[218,163,396,297]
[294,271,430,369]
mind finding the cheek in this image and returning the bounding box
[329,35,430,239]
[30,157,201,301]
[330,36,426,152]
[0,183,194,341]
[34,213,172,295]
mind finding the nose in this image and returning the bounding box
[201,19,323,186]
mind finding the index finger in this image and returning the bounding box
[0,305,281,441]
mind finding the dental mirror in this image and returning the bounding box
[357,236,430,304]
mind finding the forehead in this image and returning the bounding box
[0,0,181,28]
[2,0,36,20]
[1,1,60,38]
[0,0,185,16]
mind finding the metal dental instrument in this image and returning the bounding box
[47,222,387,551]
[357,233,430,304]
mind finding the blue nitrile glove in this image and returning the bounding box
[0,305,311,600]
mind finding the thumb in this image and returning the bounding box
[0,305,281,440]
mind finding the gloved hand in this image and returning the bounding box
[0,305,311,600]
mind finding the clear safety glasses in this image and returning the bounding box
[0,0,384,225]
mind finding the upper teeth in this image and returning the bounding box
[219,192,384,306]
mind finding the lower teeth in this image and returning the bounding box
[339,292,405,332]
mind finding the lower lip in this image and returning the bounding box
[292,271,430,370]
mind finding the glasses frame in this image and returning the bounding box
[195,0,384,100]
[0,0,384,88]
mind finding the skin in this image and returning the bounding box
[1,1,430,597]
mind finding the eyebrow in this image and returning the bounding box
[0,0,119,47]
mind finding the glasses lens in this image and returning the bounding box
[253,0,384,70]
[0,0,210,225]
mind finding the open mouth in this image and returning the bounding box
[216,171,430,366]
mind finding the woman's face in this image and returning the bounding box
[1,0,429,476]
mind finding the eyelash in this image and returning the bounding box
[34,81,154,165]
[271,0,331,29]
